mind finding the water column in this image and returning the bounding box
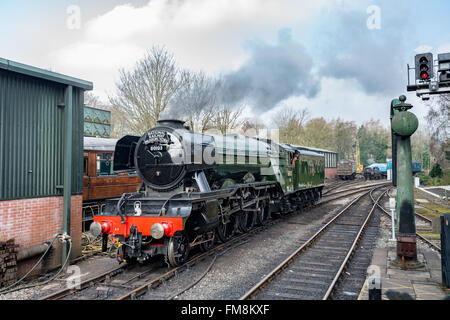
[391,95,419,262]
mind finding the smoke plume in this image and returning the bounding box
[217,28,320,112]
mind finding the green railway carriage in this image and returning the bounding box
[278,143,325,193]
[92,120,325,266]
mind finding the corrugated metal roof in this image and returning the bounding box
[0,57,93,90]
[278,143,325,158]
[291,144,338,155]
[84,137,118,152]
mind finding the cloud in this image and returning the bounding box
[260,77,391,128]
[49,0,327,101]
[54,0,326,73]
[256,76,432,132]
[84,0,325,41]
[415,45,433,54]
[318,6,413,96]
[52,42,144,70]
[218,28,320,112]
[47,0,420,117]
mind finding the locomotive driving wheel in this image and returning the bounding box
[167,232,190,267]
[256,201,271,225]
[216,205,236,243]
[237,187,256,232]
[238,209,256,233]
[199,231,215,252]
[313,189,320,202]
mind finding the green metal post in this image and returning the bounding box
[62,85,73,266]
[390,99,400,186]
[395,136,415,232]
[391,95,419,261]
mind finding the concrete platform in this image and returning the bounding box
[358,247,450,300]
[416,186,450,200]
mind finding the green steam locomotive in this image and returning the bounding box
[91,119,325,266]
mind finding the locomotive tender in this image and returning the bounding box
[91,119,325,267]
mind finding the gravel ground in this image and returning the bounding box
[0,200,348,301]
[1,192,373,301]
[147,188,440,301]
[376,203,440,254]
[139,199,361,300]
[0,254,119,300]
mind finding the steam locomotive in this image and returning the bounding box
[91,119,325,267]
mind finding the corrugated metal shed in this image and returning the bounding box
[0,58,93,200]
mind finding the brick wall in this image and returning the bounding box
[0,195,82,277]
[325,168,338,179]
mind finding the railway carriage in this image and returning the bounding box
[337,159,357,180]
[82,137,142,230]
[91,120,325,266]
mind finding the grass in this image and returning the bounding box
[417,232,441,240]
[414,190,450,215]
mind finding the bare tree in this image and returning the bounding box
[109,105,129,138]
[411,128,431,170]
[213,104,244,134]
[109,46,184,135]
[273,106,309,145]
[241,119,266,137]
[169,71,217,132]
[426,94,450,168]
[84,92,101,108]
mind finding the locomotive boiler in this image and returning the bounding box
[91,119,325,267]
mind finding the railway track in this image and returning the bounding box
[240,186,387,300]
[40,182,390,300]
[322,179,363,195]
[375,191,441,253]
[321,181,390,202]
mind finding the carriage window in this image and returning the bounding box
[96,153,113,176]
[83,156,88,176]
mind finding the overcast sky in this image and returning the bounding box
[1,0,449,129]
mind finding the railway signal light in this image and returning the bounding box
[415,53,434,81]
[438,53,450,82]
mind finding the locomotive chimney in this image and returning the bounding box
[157,119,186,129]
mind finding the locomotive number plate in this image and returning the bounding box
[149,145,166,151]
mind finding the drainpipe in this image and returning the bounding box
[16,243,50,262]
[62,85,73,266]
